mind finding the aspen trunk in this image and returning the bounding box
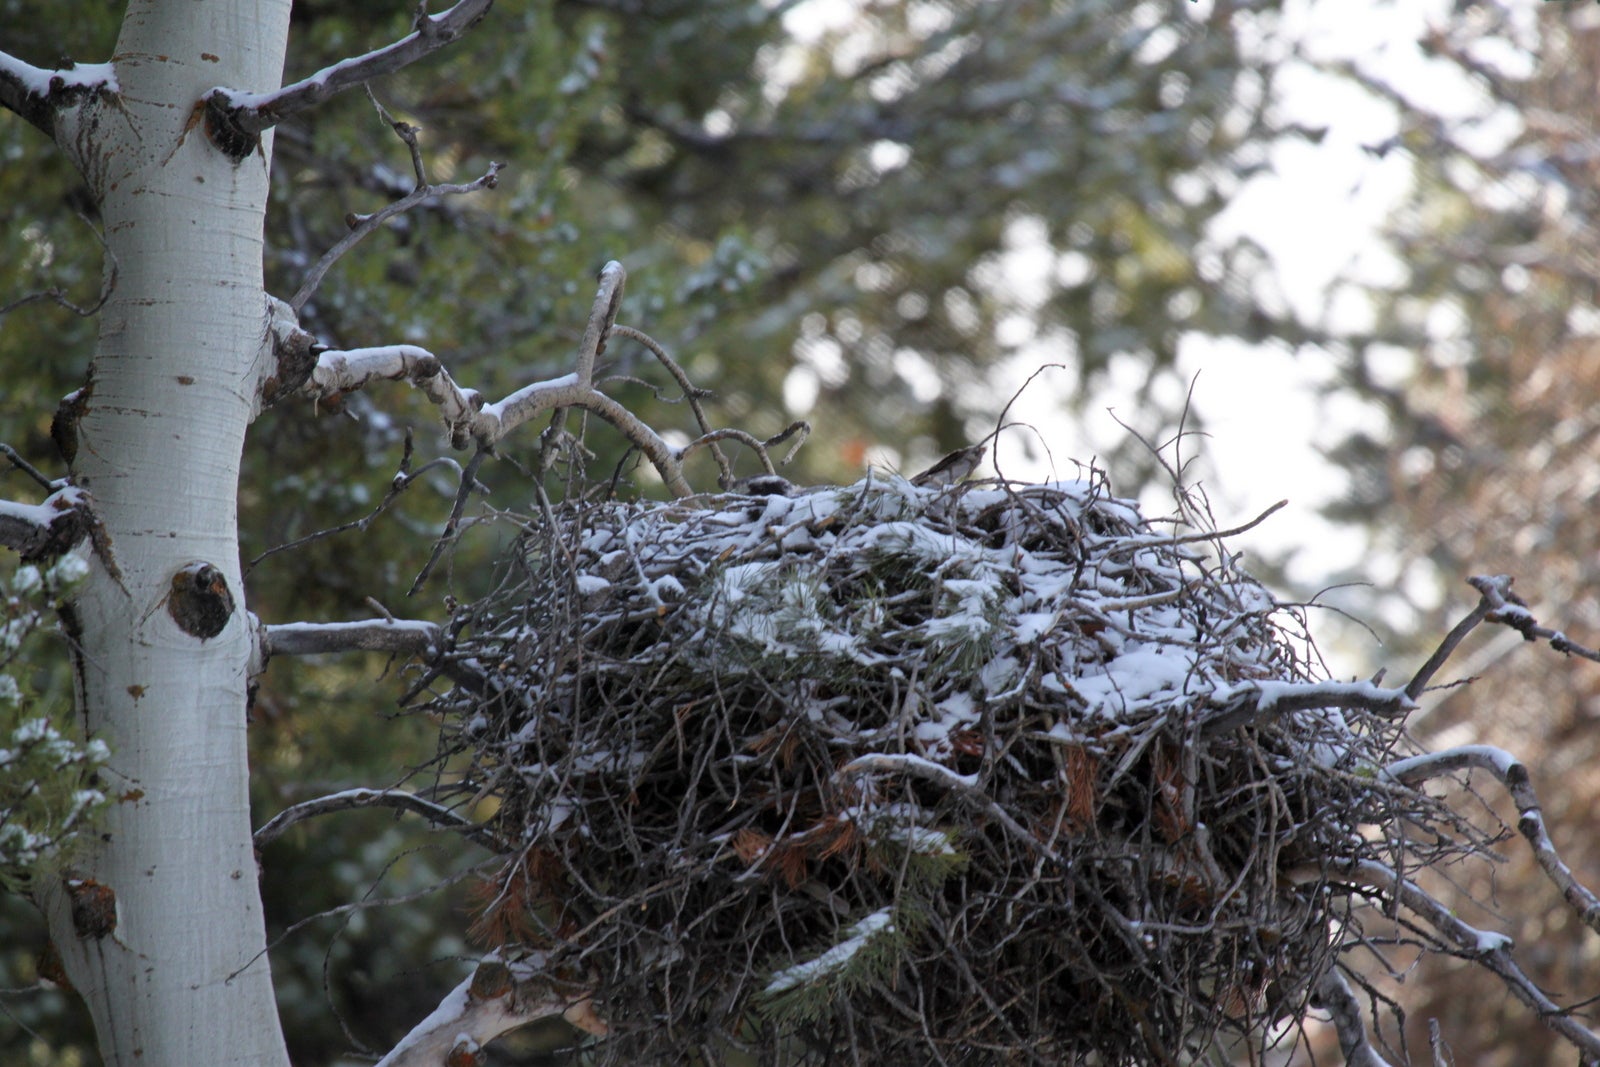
[41,1,294,1061]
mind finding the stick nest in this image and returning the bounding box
[417,473,1414,1064]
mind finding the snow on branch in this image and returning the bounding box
[0,52,117,137]
[1328,858,1600,1060]
[300,263,707,498]
[375,953,605,1067]
[259,617,441,658]
[1468,572,1600,663]
[1199,678,1415,737]
[0,486,96,562]
[254,786,498,852]
[1383,743,1600,939]
[203,0,493,145]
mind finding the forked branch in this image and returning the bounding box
[300,262,696,497]
[1383,744,1600,938]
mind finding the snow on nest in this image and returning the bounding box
[537,472,1305,735]
[424,471,1401,1063]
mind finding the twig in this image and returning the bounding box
[254,786,499,852]
[365,84,426,186]
[0,445,64,492]
[291,161,502,310]
[0,211,117,322]
[246,429,448,572]
[1102,499,1287,556]
[409,448,489,595]
[1468,572,1600,663]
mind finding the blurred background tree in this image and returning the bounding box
[1311,3,1600,1064]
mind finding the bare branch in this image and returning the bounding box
[0,53,115,137]
[203,0,494,138]
[364,85,427,186]
[0,206,117,324]
[1333,858,1600,1061]
[1404,594,1493,701]
[0,486,95,561]
[290,161,502,311]
[1,444,65,492]
[408,449,490,596]
[301,265,696,498]
[246,428,450,571]
[1102,498,1287,557]
[1314,968,1397,1067]
[254,786,496,851]
[1199,678,1415,737]
[1468,572,1600,663]
[260,617,441,659]
[1383,744,1600,939]
[375,955,605,1067]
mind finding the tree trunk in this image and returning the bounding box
[41,1,293,1062]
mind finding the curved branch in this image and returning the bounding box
[301,264,696,498]
[1382,744,1600,939]
[204,0,494,138]
[254,787,498,852]
[260,617,441,658]
[1333,858,1600,1061]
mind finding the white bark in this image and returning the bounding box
[39,2,295,1063]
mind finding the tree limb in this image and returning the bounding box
[375,954,606,1067]
[301,263,696,497]
[0,486,95,561]
[1404,593,1492,700]
[1314,968,1397,1067]
[203,0,494,138]
[254,786,498,852]
[259,617,441,658]
[1323,858,1600,1061]
[0,53,116,137]
[1382,744,1600,939]
[1199,679,1415,737]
